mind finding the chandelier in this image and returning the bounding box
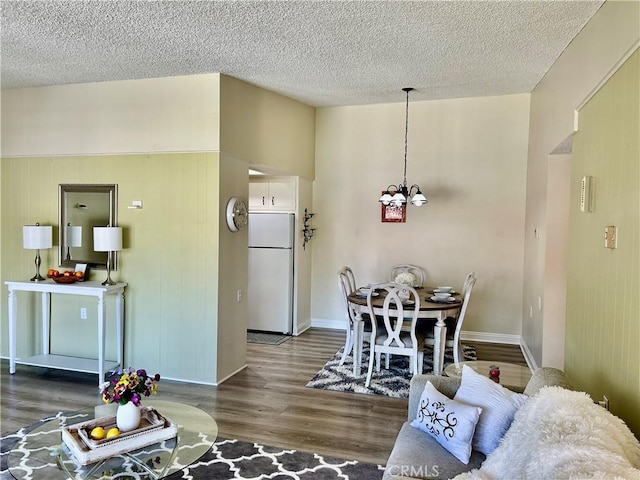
[379,87,427,207]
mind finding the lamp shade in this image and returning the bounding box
[65,225,83,247]
[93,226,122,252]
[23,225,52,249]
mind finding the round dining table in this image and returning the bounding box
[347,287,462,377]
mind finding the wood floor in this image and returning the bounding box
[0,328,527,465]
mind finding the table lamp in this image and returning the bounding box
[64,223,83,261]
[93,226,122,285]
[23,223,52,282]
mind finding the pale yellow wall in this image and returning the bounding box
[1,154,222,384]
[294,176,314,334]
[1,74,221,156]
[542,154,571,369]
[313,94,530,339]
[219,75,315,179]
[566,50,639,437]
[217,154,249,382]
[523,0,640,366]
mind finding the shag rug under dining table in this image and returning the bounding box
[306,344,477,398]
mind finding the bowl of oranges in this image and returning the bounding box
[48,269,84,283]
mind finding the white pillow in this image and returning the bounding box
[410,381,482,464]
[453,364,528,455]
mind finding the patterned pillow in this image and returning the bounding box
[410,381,482,464]
[453,364,528,455]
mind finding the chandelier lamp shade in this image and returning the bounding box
[23,223,53,282]
[93,226,122,285]
[379,87,428,207]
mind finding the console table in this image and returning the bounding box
[5,280,127,386]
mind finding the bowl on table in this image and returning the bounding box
[434,286,453,293]
[433,292,452,299]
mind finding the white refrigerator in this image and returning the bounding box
[248,213,295,334]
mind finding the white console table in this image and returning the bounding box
[5,280,127,386]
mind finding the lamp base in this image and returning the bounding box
[30,273,46,282]
[101,278,117,286]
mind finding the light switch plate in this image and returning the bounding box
[605,226,617,249]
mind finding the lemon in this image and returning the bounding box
[90,426,106,440]
[106,427,120,439]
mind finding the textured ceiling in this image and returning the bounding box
[1,0,604,107]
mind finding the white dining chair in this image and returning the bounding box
[364,283,426,387]
[389,264,426,288]
[337,266,372,366]
[424,275,477,364]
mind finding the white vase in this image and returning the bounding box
[116,401,141,432]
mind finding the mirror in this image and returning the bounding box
[58,184,118,270]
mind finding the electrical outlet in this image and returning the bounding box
[80,307,87,320]
[237,290,242,303]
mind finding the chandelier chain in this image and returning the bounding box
[403,88,409,188]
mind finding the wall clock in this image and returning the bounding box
[226,197,248,232]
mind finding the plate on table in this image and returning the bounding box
[429,296,457,303]
[402,300,415,306]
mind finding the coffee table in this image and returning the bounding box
[444,360,532,392]
[6,400,218,479]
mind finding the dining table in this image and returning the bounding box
[347,286,462,377]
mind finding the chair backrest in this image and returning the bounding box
[339,266,357,294]
[366,283,421,348]
[461,272,476,297]
[452,276,476,339]
[389,264,425,287]
[337,269,357,328]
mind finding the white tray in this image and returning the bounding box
[61,407,178,465]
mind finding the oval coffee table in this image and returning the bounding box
[444,360,532,392]
[7,400,218,480]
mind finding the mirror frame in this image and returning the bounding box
[58,184,118,270]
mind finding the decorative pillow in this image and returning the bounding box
[410,381,482,464]
[453,364,528,455]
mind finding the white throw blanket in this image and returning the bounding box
[454,386,640,479]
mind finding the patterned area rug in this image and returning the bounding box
[306,344,477,398]
[1,415,383,479]
[247,331,292,345]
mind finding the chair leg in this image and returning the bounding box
[376,351,382,373]
[339,328,353,365]
[385,353,390,369]
[418,351,424,374]
[365,347,376,387]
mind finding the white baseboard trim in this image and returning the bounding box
[311,318,346,331]
[311,320,523,347]
[213,363,248,386]
[460,331,521,345]
[294,320,312,336]
[519,339,539,371]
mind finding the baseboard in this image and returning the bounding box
[460,331,521,345]
[519,338,539,371]
[294,320,312,335]
[311,318,345,330]
[311,320,523,347]
[213,363,248,386]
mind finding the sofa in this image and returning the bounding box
[383,367,640,480]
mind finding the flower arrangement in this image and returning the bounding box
[100,367,161,406]
[395,272,418,287]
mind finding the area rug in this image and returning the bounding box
[1,415,383,479]
[247,330,292,345]
[306,344,477,398]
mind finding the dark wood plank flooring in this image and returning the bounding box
[0,328,527,465]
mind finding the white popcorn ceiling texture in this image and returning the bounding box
[1,1,604,107]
